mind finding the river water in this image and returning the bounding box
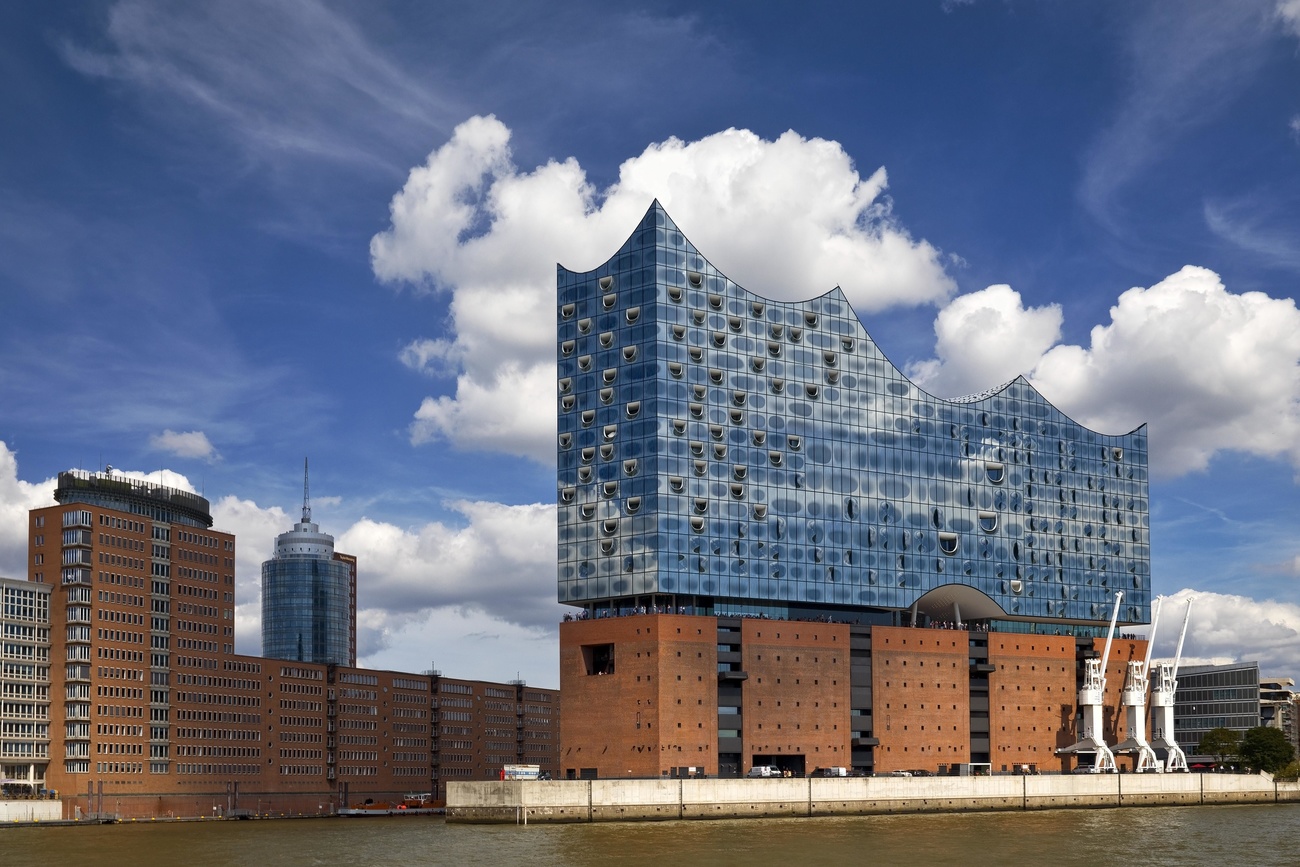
[5,804,1298,866]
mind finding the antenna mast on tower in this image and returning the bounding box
[302,458,312,524]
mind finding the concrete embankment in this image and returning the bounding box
[447,774,1300,824]
[0,800,63,823]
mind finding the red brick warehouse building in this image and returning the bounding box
[556,203,1153,778]
[27,470,558,818]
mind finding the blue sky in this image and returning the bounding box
[2,1,1299,686]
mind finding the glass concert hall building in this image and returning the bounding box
[557,203,1153,778]
[557,202,1150,634]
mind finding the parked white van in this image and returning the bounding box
[746,765,780,777]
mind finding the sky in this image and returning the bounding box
[1,1,1299,688]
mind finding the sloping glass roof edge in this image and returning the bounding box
[558,200,1147,444]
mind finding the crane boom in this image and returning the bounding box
[1099,590,1123,675]
[1171,598,1192,681]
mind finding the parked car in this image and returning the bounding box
[747,765,781,778]
[889,770,913,777]
[908,769,933,777]
[811,767,849,777]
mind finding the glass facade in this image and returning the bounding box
[557,202,1151,629]
[1173,662,1262,759]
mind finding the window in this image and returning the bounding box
[939,533,959,555]
[986,463,1005,484]
[979,512,998,533]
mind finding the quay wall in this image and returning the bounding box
[447,774,1300,824]
[0,800,62,822]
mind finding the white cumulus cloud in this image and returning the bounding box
[1031,266,1300,475]
[149,429,220,462]
[372,115,955,462]
[913,266,1300,477]
[1150,589,1300,674]
[0,443,57,579]
[907,284,1062,397]
[338,499,559,629]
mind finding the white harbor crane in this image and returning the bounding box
[1149,597,1194,772]
[1058,590,1123,773]
[1113,597,1161,772]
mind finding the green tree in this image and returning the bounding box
[1197,726,1240,766]
[1238,726,1296,774]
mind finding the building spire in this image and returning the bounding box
[302,457,312,524]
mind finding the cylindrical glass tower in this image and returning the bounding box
[261,462,354,665]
